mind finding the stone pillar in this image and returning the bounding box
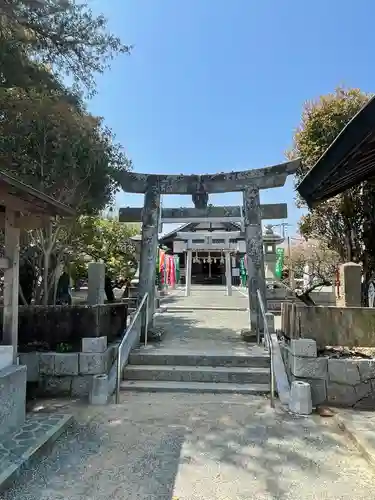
[339,262,362,307]
[185,249,192,296]
[242,186,265,334]
[87,262,105,305]
[225,251,232,296]
[138,185,161,333]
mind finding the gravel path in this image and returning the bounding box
[3,393,374,500]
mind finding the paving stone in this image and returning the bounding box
[0,412,72,493]
[82,337,107,353]
[290,339,317,358]
[54,353,79,376]
[328,359,361,385]
[289,355,327,379]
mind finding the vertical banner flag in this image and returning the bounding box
[275,247,285,279]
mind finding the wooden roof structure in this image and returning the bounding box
[0,170,74,362]
[297,96,375,207]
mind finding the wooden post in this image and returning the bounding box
[2,208,20,362]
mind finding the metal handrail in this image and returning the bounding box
[115,292,149,403]
[256,289,275,408]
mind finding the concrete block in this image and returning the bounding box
[54,353,79,376]
[0,346,13,370]
[289,355,327,379]
[357,359,375,382]
[42,376,72,395]
[328,359,361,385]
[290,339,317,358]
[82,336,107,353]
[89,374,109,405]
[327,382,358,406]
[265,312,275,333]
[79,352,108,375]
[291,376,326,406]
[19,352,39,382]
[71,375,93,397]
[39,353,55,375]
[289,380,312,415]
[0,365,26,436]
[355,381,372,401]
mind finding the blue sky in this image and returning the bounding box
[87,0,374,236]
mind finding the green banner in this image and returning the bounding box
[275,247,285,279]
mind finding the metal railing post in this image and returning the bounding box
[145,294,149,346]
[115,346,121,404]
[257,289,275,408]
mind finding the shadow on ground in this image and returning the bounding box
[5,394,373,499]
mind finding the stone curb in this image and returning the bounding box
[164,306,248,311]
[0,413,73,493]
[335,414,375,471]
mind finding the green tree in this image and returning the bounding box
[287,87,371,262]
[0,86,132,304]
[69,216,140,285]
[0,0,131,94]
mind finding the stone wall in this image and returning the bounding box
[20,336,118,398]
[0,302,128,351]
[282,302,375,348]
[280,338,375,408]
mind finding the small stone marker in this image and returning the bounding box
[289,380,312,415]
[368,281,375,308]
[339,262,362,307]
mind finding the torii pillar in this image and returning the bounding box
[243,186,266,336]
[138,185,160,338]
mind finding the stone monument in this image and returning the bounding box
[117,160,299,338]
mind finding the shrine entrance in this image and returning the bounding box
[118,160,299,337]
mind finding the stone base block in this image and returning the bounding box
[290,339,317,358]
[290,355,327,379]
[89,374,108,405]
[71,375,93,397]
[54,353,79,376]
[19,353,39,382]
[0,365,27,436]
[289,380,312,415]
[82,336,107,353]
[79,352,109,375]
[0,346,13,371]
[41,376,72,396]
[328,359,361,385]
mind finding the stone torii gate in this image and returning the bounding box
[118,159,299,337]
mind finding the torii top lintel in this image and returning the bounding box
[119,159,300,194]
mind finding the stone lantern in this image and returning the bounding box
[262,225,284,282]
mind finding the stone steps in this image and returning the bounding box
[0,412,73,493]
[124,348,270,395]
[120,380,270,394]
[124,364,269,384]
[129,351,270,368]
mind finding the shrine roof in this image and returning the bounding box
[297,96,375,207]
[0,170,75,216]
